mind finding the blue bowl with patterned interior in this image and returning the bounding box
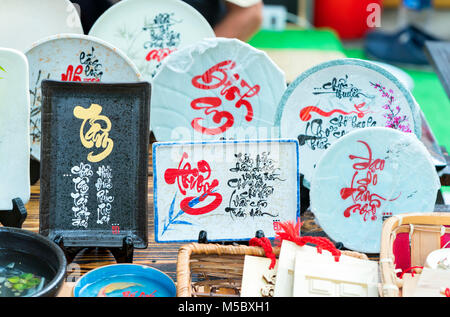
[73,264,176,297]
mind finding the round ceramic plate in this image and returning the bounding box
[73,264,176,297]
[89,0,215,82]
[0,0,83,52]
[310,127,440,253]
[25,34,142,161]
[151,37,286,141]
[276,58,421,188]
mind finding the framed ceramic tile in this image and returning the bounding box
[275,58,422,188]
[0,0,83,52]
[153,139,299,242]
[25,34,142,161]
[310,127,440,253]
[39,80,150,249]
[151,37,286,140]
[0,48,30,210]
[89,0,215,82]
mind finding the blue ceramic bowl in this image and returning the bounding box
[73,264,176,297]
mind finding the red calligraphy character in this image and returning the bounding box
[340,140,399,222]
[164,153,222,215]
[192,60,236,90]
[61,64,83,82]
[190,97,234,135]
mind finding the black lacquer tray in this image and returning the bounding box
[39,80,150,254]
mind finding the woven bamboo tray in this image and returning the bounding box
[380,212,450,297]
[176,242,369,297]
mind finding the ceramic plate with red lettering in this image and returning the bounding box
[310,127,440,253]
[88,0,215,82]
[25,34,142,161]
[275,58,422,189]
[151,37,286,141]
[153,139,299,242]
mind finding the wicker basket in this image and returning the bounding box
[176,242,369,297]
[380,212,450,297]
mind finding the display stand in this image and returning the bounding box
[197,230,270,246]
[30,157,40,185]
[53,234,134,264]
[0,198,27,228]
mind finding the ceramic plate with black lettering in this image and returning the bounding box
[39,80,150,249]
[153,139,299,242]
[25,34,142,161]
[151,37,286,141]
[89,0,215,82]
[310,127,440,253]
[275,58,422,189]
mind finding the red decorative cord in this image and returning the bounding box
[276,219,342,262]
[249,236,277,269]
[445,288,450,297]
[249,219,343,267]
[399,266,423,279]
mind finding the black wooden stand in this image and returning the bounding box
[0,198,27,228]
[53,235,134,264]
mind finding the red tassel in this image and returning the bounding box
[399,266,423,279]
[249,219,343,269]
[275,218,342,262]
[249,237,277,270]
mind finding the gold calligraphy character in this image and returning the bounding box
[73,103,114,162]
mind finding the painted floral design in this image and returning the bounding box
[0,65,5,79]
[370,82,412,133]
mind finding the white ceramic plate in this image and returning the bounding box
[25,34,142,161]
[151,37,286,141]
[0,0,83,52]
[0,48,30,209]
[89,0,215,82]
[310,127,440,253]
[276,58,422,188]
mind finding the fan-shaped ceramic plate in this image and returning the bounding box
[0,48,30,210]
[310,127,440,253]
[25,34,142,161]
[151,37,286,141]
[0,0,83,52]
[89,0,215,82]
[276,58,421,188]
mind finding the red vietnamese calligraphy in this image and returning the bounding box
[190,60,260,135]
[339,140,400,222]
[164,152,222,215]
[145,48,176,62]
[122,290,156,297]
[299,102,372,121]
[61,65,83,82]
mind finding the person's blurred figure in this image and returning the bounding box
[205,0,263,41]
[71,0,263,41]
[398,0,432,31]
